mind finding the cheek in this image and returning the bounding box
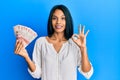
[52,20,56,25]
[63,21,66,27]
[52,21,55,26]
[63,20,66,25]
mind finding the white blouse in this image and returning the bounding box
[28,37,93,80]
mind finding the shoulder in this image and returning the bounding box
[36,36,46,41]
[35,36,46,45]
[68,38,80,49]
[68,38,77,46]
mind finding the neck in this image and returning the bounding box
[52,32,66,41]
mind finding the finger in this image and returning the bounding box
[78,24,82,34]
[15,38,23,51]
[85,30,90,37]
[17,42,23,54]
[15,40,22,54]
[21,38,26,48]
[14,40,19,53]
[15,40,18,49]
[72,34,79,41]
[81,25,85,34]
[15,40,20,53]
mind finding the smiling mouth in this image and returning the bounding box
[55,25,62,29]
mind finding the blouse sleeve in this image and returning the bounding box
[28,38,42,79]
[77,45,94,79]
[78,62,94,79]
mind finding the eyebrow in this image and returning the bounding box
[52,15,65,17]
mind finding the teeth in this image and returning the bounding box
[55,26,62,29]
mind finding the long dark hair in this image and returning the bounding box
[47,5,73,40]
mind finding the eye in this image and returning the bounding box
[61,17,65,20]
[52,17,57,20]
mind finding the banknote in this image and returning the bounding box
[13,25,38,47]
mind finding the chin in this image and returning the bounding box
[54,29,64,33]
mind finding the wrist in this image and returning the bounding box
[24,54,29,60]
[79,46,87,55]
[79,45,87,50]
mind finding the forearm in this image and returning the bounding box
[80,46,91,72]
[24,55,36,72]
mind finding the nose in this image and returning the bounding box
[57,18,61,24]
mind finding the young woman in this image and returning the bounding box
[14,5,93,80]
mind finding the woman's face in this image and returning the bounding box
[52,9,66,33]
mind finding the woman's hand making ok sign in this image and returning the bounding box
[72,24,90,48]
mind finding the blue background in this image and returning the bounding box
[0,0,120,80]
